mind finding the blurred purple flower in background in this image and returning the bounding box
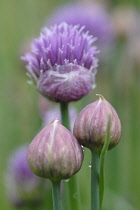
[38,95,53,118]
[112,6,139,39]
[42,106,77,130]
[22,22,98,102]
[5,146,43,208]
[48,2,114,47]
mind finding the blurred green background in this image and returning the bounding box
[0,0,140,209]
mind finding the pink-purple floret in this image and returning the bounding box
[21,22,98,102]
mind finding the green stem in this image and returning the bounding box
[63,181,71,210]
[60,102,80,210]
[69,174,80,210]
[99,120,110,210]
[91,150,100,210]
[52,181,63,210]
[60,102,70,130]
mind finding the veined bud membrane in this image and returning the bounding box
[73,94,122,151]
[27,120,84,181]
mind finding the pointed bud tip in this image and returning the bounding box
[96,94,105,101]
[50,118,59,125]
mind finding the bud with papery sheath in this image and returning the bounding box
[73,94,122,151]
[27,120,83,181]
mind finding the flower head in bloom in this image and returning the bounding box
[21,22,98,102]
[48,2,114,46]
[5,146,43,207]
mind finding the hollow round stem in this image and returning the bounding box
[69,175,81,210]
[60,102,80,210]
[60,102,70,130]
[99,120,110,210]
[91,150,100,210]
[52,181,63,210]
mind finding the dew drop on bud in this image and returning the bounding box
[88,161,92,168]
[64,179,70,183]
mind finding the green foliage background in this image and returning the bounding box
[0,0,140,209]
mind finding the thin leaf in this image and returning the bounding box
[99,118,111,210]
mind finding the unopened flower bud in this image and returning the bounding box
[27,120,83,181]
[73,94,122,151]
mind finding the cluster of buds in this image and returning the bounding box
[26,95,121,180]
[18,3,122,207]
[5,1,124,209]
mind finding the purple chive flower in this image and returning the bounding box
[21,22,98,102]
[5,146,43,207]
[42,106,77,130]
[48,2,114,46]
